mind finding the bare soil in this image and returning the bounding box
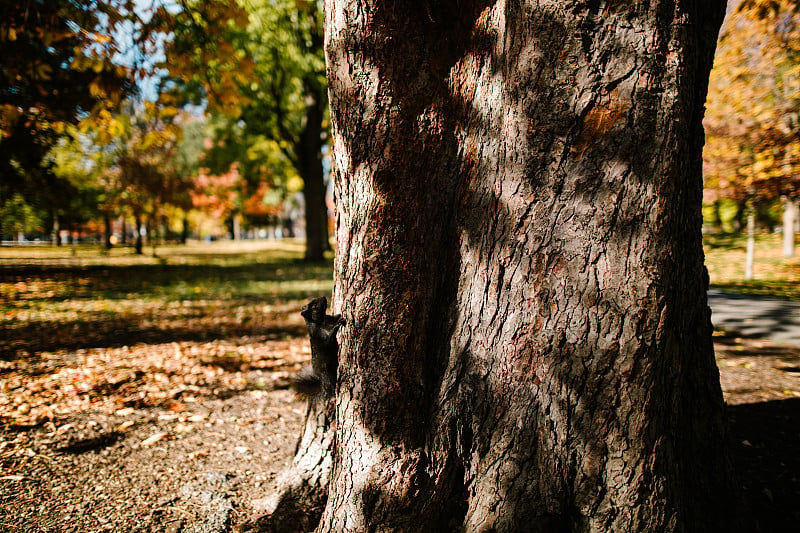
[1,334,798,532]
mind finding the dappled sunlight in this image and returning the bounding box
[0,239,309,265]
[0,337,310,428]
[0,239,334,531]
[705,232,800,298]
[0,240,334,428]
[0,241,334,356]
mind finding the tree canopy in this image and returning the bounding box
[155,0,331,258]
[0,0,134,209]
[704,0,800,204]
[1,0,330,254]
[5,0,797,254]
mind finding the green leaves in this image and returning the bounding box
[148,0,255,116]
[0,0,135,226]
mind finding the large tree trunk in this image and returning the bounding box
[240,400,335,533]
[249,1,750,531]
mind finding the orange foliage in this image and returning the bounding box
[704,0,800,201]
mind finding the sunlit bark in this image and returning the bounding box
[246,1,750,531]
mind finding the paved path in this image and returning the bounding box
[708,289,800,346]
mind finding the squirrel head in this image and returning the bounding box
[301,296,328,322]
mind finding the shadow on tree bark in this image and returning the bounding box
[239,0,751,531]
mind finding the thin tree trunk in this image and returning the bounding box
[783,196,796,258]
[52,213,60,246]
[103,213,113,251]
[120,217,127,245]
[249,2,749,531]
[134,214,143,255]
[746,208,756,280]
[181,214,189,245]
[150,217,158,258]
[233,214,242,241]
[300,86,330,262]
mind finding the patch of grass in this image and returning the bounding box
[0,240,334,356]
[704,232,800,300]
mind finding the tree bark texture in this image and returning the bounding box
[266,1,748,531]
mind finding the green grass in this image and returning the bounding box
[0,239,334,356]
[704,232,800,300]
[3,232,797,359]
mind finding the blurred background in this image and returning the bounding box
[1,0,331,261]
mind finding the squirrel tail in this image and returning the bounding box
[291,366,323,398]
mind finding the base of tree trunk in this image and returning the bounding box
[236,399,335,533]
[241,1,750,530]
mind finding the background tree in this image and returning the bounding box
[109,103,190,254]
[190,162,246,239]
[154,0,332,260]
[0,193,43,241]
[704,0,800,261]
[0,0,134,235]
[196,115,305,238]
[239,0,330,260]
[245,1,749,531]
[48,130,108,246]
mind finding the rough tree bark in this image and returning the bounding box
[246,1,750,531]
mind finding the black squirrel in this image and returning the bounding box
[292,296,344,398]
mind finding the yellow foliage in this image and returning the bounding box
[704,0,800,200]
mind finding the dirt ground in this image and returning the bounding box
[1,334,798,532]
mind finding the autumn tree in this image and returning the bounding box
[154,0,332,260]
[195,115,305,238]
[704,0,800,258]
[190,163,246,239]
[49,130,110,245]
[106,104,190,254]
[242,1,750,532]
[0,0,134,232]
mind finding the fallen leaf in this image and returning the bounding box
[141,432,169,446]
[168,402,186,412]
[116,421,135,432]
[173,423,193,434]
